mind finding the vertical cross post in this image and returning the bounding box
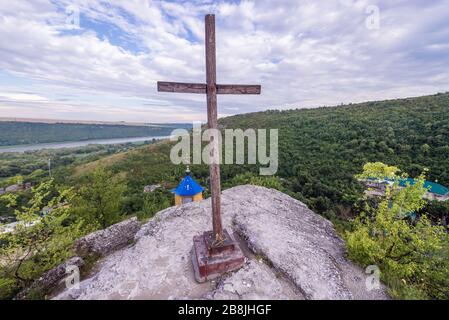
[156,13,261,282]
[205,14,223,243]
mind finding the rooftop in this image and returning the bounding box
[366,177,449,196]
[172,175,204,197]
[398,178,449,196]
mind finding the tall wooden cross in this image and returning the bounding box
[157,14,261,244]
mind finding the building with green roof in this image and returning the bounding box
[363,177,449,201]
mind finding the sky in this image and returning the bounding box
[0,0,448,123]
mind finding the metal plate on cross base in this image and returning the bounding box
[192,229,245,283]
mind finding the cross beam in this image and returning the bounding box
[157,14,261,244]
[157,82,261,95]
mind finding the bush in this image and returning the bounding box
[346,162,449,299]
[0,180,85,299]
[137,189,172,221]
[71,167,127,229]
[0,278,19,300]
[225,172,284,190]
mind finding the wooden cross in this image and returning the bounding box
[157,14,261,243]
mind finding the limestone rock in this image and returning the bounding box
[18,257,84,299]
[232,188,367,299]
[74,217,141,258]
[55,185,389,300]
[209,260,304,300]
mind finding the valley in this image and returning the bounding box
[1,92,448,300]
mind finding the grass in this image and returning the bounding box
[72,139,172,177]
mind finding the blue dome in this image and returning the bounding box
[173,175,204,196]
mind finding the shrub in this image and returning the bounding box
[346,162,449,299]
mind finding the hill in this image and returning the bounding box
[66,92,449,222]
[218,92,449,218]
[0,121,191,146]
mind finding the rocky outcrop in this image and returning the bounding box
[234,194,355,299]
[144,184,161,193]
[74,217,141,258]
[55,185,389,300]
[18,257,84,299]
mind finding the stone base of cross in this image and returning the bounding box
[157,14,260,282]
[192,229,245,282]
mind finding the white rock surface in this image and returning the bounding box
[54,185,388,300]
[209,260,303,300]
[74,217,141,258]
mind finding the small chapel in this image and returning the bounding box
[173,166,204,205]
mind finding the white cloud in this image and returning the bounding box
[0,0,448,122]
[0,91,47,102]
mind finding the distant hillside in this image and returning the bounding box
[67,92,449,222]
[219,92,449,216]
[0,122,191,146]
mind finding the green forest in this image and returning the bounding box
[1,92,448,299]
[219,92,449,222]
[0,122,191,146]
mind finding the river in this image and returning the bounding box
[0,136,169,153]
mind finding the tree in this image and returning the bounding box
[137,189,172,221]
[421,143,430,155]
[226,172,284,190]
[0,180,84,299]
[72,167,126,229]
[346,162,449,299]
[355,162,400,180]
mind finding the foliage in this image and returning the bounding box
[420,200,449,226]
[220,92,449,218]
[346,162,449,299]
[0,180,85,299]
[0,175,24,187]
[0,278,18,299]
[72,167,127,229]
[137,189,173,221]
[225,172,284,190]
[0,142,149,181]
[355,162,401,180]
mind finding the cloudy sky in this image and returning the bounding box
[0,0,448,123]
